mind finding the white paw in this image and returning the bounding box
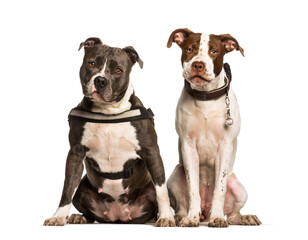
[43,216,67,226]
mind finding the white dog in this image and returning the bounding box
[167,28,261,227]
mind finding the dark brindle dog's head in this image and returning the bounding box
[79,37,143,102]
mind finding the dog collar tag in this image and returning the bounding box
[225,93,233,126]
[225,117,234,126]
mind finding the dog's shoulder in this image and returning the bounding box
[68,97,92,147]
[129,93,158,147]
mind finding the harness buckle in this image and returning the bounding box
[124,165,135,178]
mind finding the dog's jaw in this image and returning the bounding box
[91,82,134,115]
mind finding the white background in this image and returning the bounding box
[1,0,307,239]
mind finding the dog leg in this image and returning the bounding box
[44,144,87,226]
[167,164,189,225]
[225,174,262,226]
[141,144,175,227]
[178,138,200,227]
[208,140,233,228]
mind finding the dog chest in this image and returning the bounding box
[81,122,141,172]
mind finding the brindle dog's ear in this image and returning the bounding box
[218,34,245,57]
[78,37,103,51]
[167,28,194,48]
[122,46,143,69]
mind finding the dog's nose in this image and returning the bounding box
[192,61,205,72]
[94,76,108,90]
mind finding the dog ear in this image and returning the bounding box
[218,34,244,57]
[78,37,103,51]
[122,46,143,69]
[167,28,194,48]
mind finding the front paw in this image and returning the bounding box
[155,217,176,227]
[178,216,200,227]
[208,218,229,228]
[43,216,67,226]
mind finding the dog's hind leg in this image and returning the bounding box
[167,164,189,225]
[68,213,94,224]
[224,174,261,226]
[70,176,98,224]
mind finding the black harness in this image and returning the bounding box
[97,161,139,180]
[68,106,154,180]
[68,106,154,124]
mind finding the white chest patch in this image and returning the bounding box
[81,122,141,173]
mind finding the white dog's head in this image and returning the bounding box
[167,28,244,89]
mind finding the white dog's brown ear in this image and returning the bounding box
[218,34,244,56]
[167,28,194,48]
[78,37,103,51]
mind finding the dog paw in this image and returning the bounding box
[155,217,176,227]
[178,217,200,227]
[68,214,88,224]
[208,218,229,228]
[174,215,184,226]
[43,216,67,226]
[228,214,261,226]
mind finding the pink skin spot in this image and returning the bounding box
[91,84,101,99]
[124,188,129,194]
[98,188,103,193]
[103,211,108,215]
[124,208,132,221]
[91,84,97,93]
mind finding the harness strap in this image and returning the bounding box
[68,106,154,124]
[98,161,139,180]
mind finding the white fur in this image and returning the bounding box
[176,33,241,223]
[52,204,72,218]
[155,183,174,219]
[81,122,141,172]
[81,88,141,198]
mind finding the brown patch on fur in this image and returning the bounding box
[209,34,226,76]
[167,28,201,65]
[167,28,194,48]
[218,34,244,56]
[180,33,201,65]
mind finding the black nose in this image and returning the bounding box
[94,76,108,90]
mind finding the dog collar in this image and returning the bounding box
[184,63,232,101]
[68,106,154,124]
[184,63,234,126]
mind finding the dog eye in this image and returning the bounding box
[115,68,122,74]
[211,50,218,54]
[186,48,193,53]
[89,62,95,68]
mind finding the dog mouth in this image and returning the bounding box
[90,84,101,98]
[190,75,211,84]
[89,84,112,102]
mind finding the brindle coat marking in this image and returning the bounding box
[44,38,174,227]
